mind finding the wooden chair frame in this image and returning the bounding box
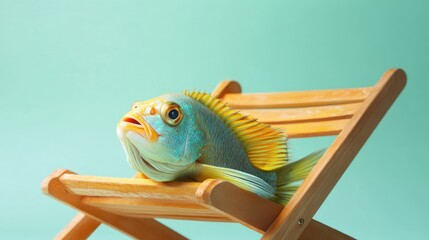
[42,69,406,239]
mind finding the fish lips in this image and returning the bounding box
[117,112,159,142]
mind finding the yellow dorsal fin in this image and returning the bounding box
[184,90,288,171]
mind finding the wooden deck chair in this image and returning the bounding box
[42,68,406,240]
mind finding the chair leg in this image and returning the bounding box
[55,212,101,240]
[298,220,355,240]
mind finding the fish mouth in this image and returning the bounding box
[118,112,159,142]
[123,117,141,125]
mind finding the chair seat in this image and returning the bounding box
[43,169,286,233]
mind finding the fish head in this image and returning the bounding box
[117,93,205,181]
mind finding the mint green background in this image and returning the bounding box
[1,1,427,239]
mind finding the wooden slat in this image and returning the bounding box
[263,69,406,240]
[236,103,361,124]
[60,174,201,202]
[59,173,233,222]
[222,88,372,108]
[82,196,230,222]
[42,169,188,240]
[275,119,349,138]
[237,103,361,124]
[106,213,228,222]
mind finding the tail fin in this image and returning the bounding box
[275,149,325,204]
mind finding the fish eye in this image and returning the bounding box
[168,109,179,120]
[161,102,183,126]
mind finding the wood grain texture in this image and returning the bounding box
[58,173,232,221]
[275,118,349,138]
[81,196,230,221]
[42,169,188,240]
[60,173,201,201]
[236,103,361,124]
[54,213,101,240]
[262,69,406,240]
[222,87,372,109]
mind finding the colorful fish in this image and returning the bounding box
[117,91,323,204]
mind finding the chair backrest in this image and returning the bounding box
[219,86,371,138]
[212,74,402,140]
[211,69,405,239]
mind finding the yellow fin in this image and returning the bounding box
[184,90,288,171]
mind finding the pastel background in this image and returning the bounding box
[1,1,427,239]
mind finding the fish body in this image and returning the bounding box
[117,91,322,204]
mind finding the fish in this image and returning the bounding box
[117,91,324,204]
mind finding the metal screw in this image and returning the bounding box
[297,218,305,226]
